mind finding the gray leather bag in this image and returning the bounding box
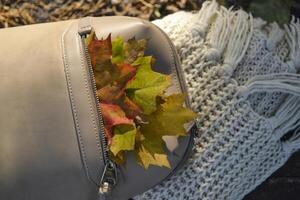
[0,16,194,200]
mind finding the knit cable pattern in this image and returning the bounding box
[134,1,300,199]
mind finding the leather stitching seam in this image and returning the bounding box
[77,33,102,174]
[61,23,91,180]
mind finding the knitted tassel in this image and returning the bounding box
[190,0,219,41]
[188,0,220,52]
[175,0,219,62]
[266,23,285,51]
[238,73,300,150]
[239,73,300,97]
[204,7,231,62]
[284,16,300,72]
[220,10,253,77]
[253,17,267,29]
[197,0,219,27]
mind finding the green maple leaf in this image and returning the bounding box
[141,93,197,138]
[135,93,196,169]
[110,125,136,156]
[135,143,171,169]
[112,36,125,64]
[126,56,171,114]
[134,130,170,169]
[139,133,165,155]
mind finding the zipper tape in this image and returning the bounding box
[62,20,105,186]
[78,17,118,196]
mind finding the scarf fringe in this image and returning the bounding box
[271,96,300,140]
[285,16,300,72]
[238,73,300,154]
[267,23,285,51]
[221,11,253,77]
[204,7,231,62]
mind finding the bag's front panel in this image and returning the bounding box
[0,21,98,200]
[0,16,194,200]
[89,17,193,200]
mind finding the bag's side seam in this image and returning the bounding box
[142,20,182,95]
[141,19,197,187]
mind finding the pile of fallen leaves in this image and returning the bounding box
[0,0,203,28]
[86,32,196,169]
[1,0,300,29]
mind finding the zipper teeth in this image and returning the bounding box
[81,36,109,164]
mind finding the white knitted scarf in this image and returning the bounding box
[134,1,300,199]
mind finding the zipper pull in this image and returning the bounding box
[78,17,92,36]
[99,161,118,196]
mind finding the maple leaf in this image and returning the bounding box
[139,133,165,155]
[112,36,125,64]
[97,84,124,103]
[133,94,196,169]
[124,37,147,64]
[140,94,197,138]
[121,96,143,119]
[87,32,112,70]
[87,34,197,170]
[116,63,137,86]
[135,141,171,169]
[87,33,121,89]
[96,64,136,104]
[88,33,138,104]
[109,151,126,165]
[100,103,134,141]
[126,56,171,114]
[133,130,170,169]
[110,124,136,156]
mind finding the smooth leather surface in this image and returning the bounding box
[0,16,192,200]
[0,21,98,200]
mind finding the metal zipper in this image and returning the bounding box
[78,21,117,198]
